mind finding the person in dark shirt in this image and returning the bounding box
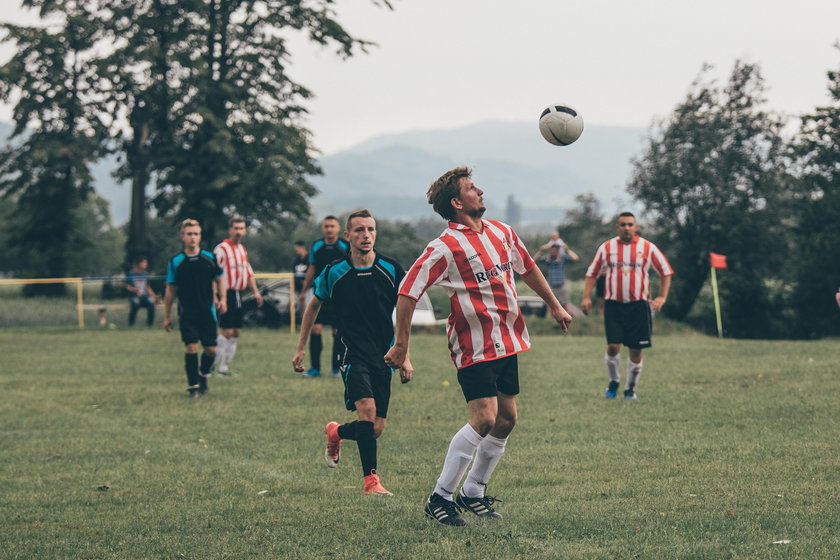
[163,219,227,398]
[298,216,350,377]
[125,256,158,327]
[293,209,411,497]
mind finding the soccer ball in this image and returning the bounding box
[538,104,584,146]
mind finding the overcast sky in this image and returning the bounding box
[2,0,839,154]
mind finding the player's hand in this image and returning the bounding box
[550,305,573,332]
[580,297,592,315]
[292,350,306,372]
[398,359,413,384]
[255,293,264,308]
[217,299,228,315]
[650,296,666,312]
[384,345,406,370]
[297,293,306,308]
[162,318,172,332]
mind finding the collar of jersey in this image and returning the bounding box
[448,220,484,232]
[344,255,375,270]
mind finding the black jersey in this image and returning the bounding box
[166,250,222,319]
[313,253,405,368]
[309,238,350,277]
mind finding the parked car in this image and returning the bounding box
[517,295,547,318]
[241,279,292,328]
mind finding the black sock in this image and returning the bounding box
[185,353,200,388]
[332,332,346,372]
[200,352,214,376]
[338,421,358,440]
[310,333,322,370]
[355,420,377,477]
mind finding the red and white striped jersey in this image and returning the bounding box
[399,219,536,370]
[214,239,254,291]
[585,235,673,302]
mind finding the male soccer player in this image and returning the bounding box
[293,209,411,496]
[384,167,573,526]
[298,216,350,377]
[580,212,674,400]
[163,219,227,398]
[213,217,263,375]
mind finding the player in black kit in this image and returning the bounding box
[293,209,412,496]
[298,216,350,377]
[163,219,226,397]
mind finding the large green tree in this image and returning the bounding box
[628,61,791,338]
[100,0,391,249]
[0,3,110,292]
[789,48,840,338]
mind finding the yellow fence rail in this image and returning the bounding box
[0,273,297,333]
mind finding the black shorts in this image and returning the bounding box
[179,313,218,347]
[456,355,520,402]
[340,361,393,418]
[315,300,335,326]
[604,300,652,349]
[219,290,244,329]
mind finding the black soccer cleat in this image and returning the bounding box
[455,490,503,518]
[424,493,466,526]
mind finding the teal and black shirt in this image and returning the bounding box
[314,253,405,368]
[166,250,223,319]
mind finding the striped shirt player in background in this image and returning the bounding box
[580,212,674,400]
[163,219,227,398]
[293,209,411,497]
[213,218,264,376]
[298,216,350,377]
[385,166,573,526]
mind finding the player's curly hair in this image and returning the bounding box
[427,166,472,221]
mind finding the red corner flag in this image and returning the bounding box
[710,252,728,269]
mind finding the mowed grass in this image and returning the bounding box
[1,326,837,559]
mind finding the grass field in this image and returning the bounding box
[1,326,838,559]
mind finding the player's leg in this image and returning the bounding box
[197,321,217,395]
[459,357,519,518]
[331,327,345,377]
[306,322,324,376]
[603,301,623,398]
[144,298,155,327]
[623,301,652,399]
[180,319,201,397]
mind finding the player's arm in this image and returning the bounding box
[214,275,228,315]
[247,273,263,307]
[292,297,323,372]
[581,276,597,314]
[521,266,572,332]
[163,284,176,331]
[651,274,672,312]
[384,295,417,372]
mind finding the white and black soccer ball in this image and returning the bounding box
[538,104,584,146]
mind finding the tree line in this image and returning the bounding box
[0,3,838,338]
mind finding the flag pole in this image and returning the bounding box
[710,265,723,338]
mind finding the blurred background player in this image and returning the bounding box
[292,241,309,323]
[293,209,411,496]
[386,166,572,526]
[581,212,673,400]
[163,219,227,398]
[124,256,158,327]
[213,218,263,376]
[533,239,580,314]
[298,216,350,377]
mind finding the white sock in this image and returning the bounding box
[222,336,238,369]
[461,434,507,498]
[605,352,621,383]
[213,335,227,368]
[625,360,642,391]
[433,424,483,501]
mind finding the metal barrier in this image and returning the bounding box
[0,273,296,332]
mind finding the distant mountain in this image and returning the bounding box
[0,120,647,228]
[311,121,647,226]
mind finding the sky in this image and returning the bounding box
[1,0,839,155]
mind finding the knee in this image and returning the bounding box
[204,347,216,357]
[373,424,385,438]
[185,344,199,354]
[607,344,621,356]
[473,416,496,437]
[495,411,517,433]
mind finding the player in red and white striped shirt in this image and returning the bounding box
[213,218,263,375]
[384,167,572,526]
[581,212,674,400]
